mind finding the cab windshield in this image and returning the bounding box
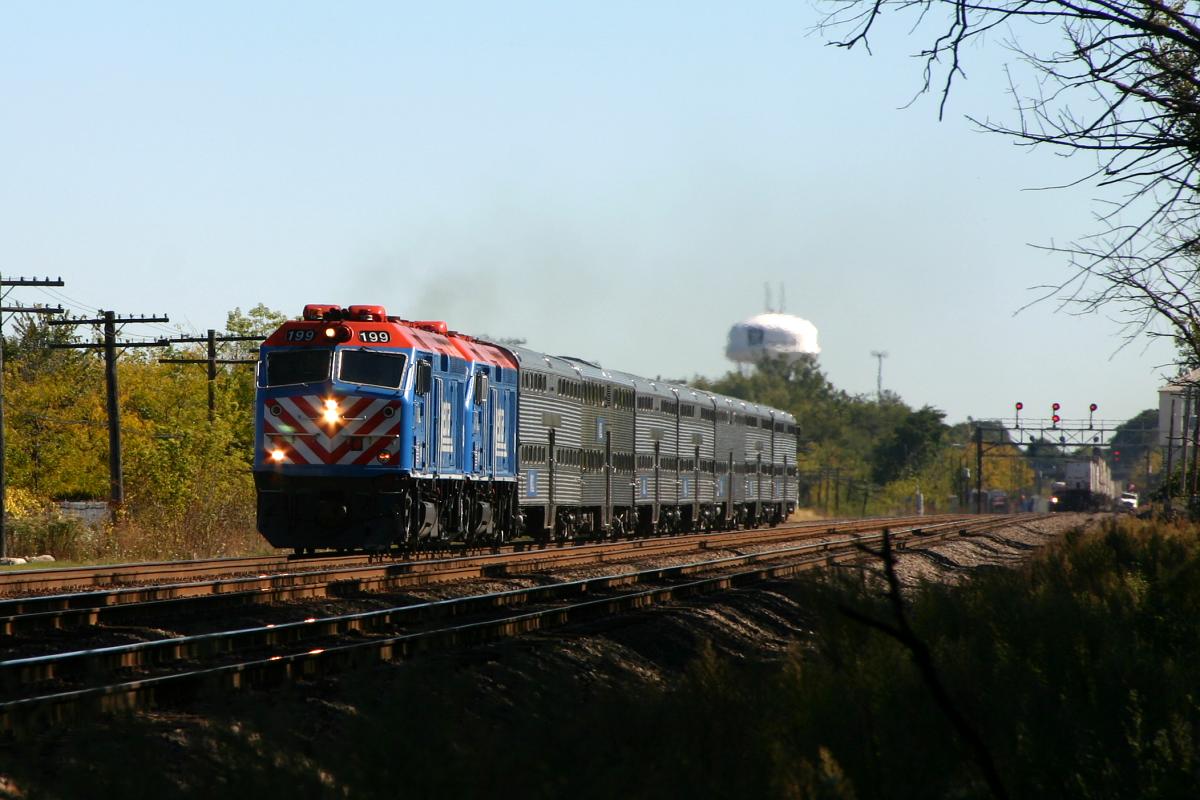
[339,349,407,389]
[264,349,332,386]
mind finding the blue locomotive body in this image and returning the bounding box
[253,305,519,550]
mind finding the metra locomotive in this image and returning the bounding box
[254,304,798,551]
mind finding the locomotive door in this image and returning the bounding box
[430,378,444,474]
[476,384,496,478]
[490,386,505,478]
[414,372,429,473]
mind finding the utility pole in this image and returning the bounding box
[158,330,261,421]
[1166,395,1177,516]
[871,350,888,401]
[975,425,984,514]
[48,311,169,521]
[0,275,65,560]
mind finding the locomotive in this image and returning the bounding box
[253,304,798,551]
[1049,458,1118,512]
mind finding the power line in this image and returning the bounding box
[34,286,96,317]
[158,330,262,421]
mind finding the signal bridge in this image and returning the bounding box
[1004,418,1117,448]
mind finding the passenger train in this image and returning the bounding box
[253,304,798,551]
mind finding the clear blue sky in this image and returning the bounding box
[0,2,1174,426]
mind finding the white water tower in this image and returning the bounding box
[725,312,821,366]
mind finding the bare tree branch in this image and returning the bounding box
[843,531,1011,800]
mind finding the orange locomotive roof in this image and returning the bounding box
[269,305,517,366]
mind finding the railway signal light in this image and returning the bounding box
[1052,402,1061,427]
[1015,401,1023,426]
[1088,402,1097,429]
[1114,449,1121,462]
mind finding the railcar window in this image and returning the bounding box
[265,349,332,386]
[339,350,407,388]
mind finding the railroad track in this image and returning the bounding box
[1,516,950,594]
[0,515,965,635]
[0,513,1043,729]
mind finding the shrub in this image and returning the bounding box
[6,513,94,561]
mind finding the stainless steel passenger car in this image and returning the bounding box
[511,346,797,538]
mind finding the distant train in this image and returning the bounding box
[253,304,798,551]
[1050,458,1118,512]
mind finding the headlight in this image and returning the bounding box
[322,324,353,342]
[322,398,340,425]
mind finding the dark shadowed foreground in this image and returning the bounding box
[2,516,1198,799]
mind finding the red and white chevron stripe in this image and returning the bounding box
[263,394,401,466]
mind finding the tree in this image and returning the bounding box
[820,0,1200,360]
[1109,407,1159,480]
[871,405,948,484]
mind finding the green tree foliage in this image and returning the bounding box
[226,303,290,341]
[1110,409,1158,482]
[870,405,947,485]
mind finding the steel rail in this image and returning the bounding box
[0,515,1033,715]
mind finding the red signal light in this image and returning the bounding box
[1089,403,1098,412]
[1015,402,1024,411]
[1052,414,1061,424]
[1052,402,1061,411]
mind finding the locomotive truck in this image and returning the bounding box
[254,304,798,551]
